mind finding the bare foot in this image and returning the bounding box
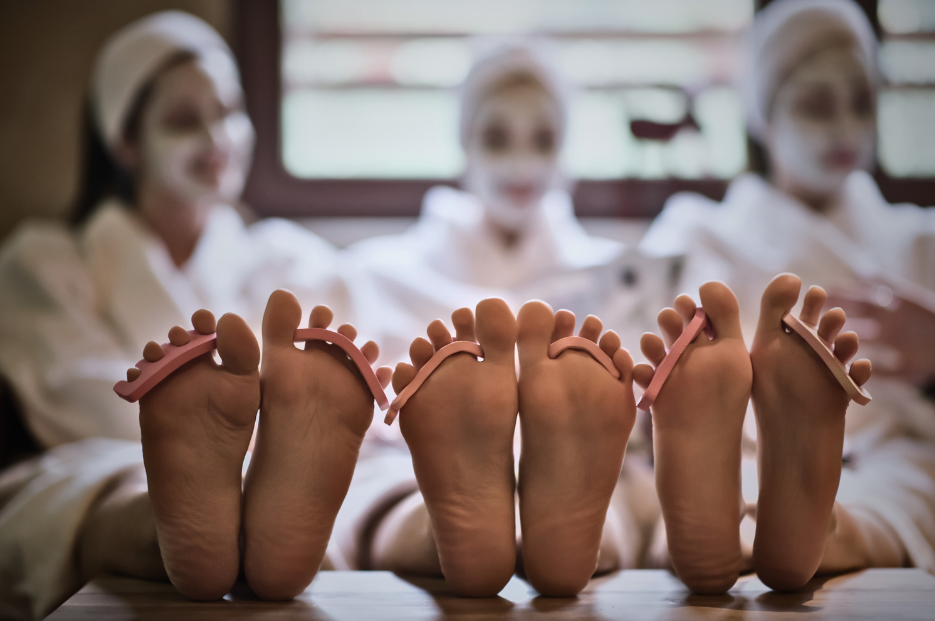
[635,282,751,594]
[243,290,389,600]
[516,303,637,596]
[138,310,260,600]
[392,299,519,597]
[751,274,872,591]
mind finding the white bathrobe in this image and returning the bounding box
[328,185,668,572]
[0,201,340,620]
[640,170,935,574]
[342,185,674,365]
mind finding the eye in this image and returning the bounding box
[482,125,509,153]
[162,104,202,132]
[533,127,555,154]
[794,88,835,121]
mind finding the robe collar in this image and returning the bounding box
[415,186,621,290]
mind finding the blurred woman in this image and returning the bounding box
[343,44,660,366]
[328,43,662,581]
[0,12,338,618]
[641,0,935,576]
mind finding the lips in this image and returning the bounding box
[193,152,228,185]
[503,183,539,206]
[823,148,858,169]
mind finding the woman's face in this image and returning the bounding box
[134,52,255,206]
[766,45,875,199]
[463,80,561,232]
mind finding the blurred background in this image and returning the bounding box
[0,0,932,243]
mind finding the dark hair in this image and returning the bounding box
[69,102,139,225]
[746,135,771,178]
[70,51,194,226]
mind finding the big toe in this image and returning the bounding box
[516,300,555,369]
[262,289,303,348]
[475,298,517,365]
[217,313,260,376]
[757,273,802,334]
[699,281,744,340]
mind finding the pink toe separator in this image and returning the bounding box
[637,308,712,411]
[113,327,389,410]
[548,337,620,379]
[384,334,623,426]
[781,313,872,406]
[113,331,217,404]
[384,341,484,425]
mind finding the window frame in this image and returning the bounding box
[234,0,932,220]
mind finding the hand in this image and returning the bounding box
[825,277,935,389]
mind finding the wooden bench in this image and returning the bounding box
[47,568,935,620]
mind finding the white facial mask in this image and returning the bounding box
[138,52,255,205]
[767,45,875,198]
[463,82,562,232]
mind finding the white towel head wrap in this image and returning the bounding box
[91,11,235,149]
[459,42,568,150]
[744,0,877,141]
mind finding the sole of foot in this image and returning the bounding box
[516,302,637,597]
[242,290,390,600]
[751,273,871,591]
[138,309,260,600]
[635,281,751,595]
[393,299,519,597]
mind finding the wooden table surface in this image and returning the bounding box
[47,569,935,620]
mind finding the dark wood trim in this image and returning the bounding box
[235,0,930,220]
[572,179,728,218]
[873,175,935,207]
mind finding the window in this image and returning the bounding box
[280,0,751,182]
[877,0,935,177]
[235,0,933,218]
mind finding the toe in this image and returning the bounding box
[392,362,416,393]
[758,273,802,334]
[613,347,634,383]
[633,363,655,389]
[657,308,684,348]
[833,331,859,364]
[376,366,393,389]
[849,359,872,386]
[699,281,744,340]
[476,298,518,366]
[452,308,476,342]
[191,309,216,334]
[640,333,666,367]
[578,315,603,343]
[143,341,164,362]
[427,319,453,350]
[552,310,575,341]
[409,337,435,370]
[263,290,303,347]
[310,305,334,329]
[517,300,554,369]
[217,313,260,376]
[599,330,621,358]
[673,294,697,325]
[127,367,141,381]
[337,324,358,341]
[817,308,845,344]
[168,325,191,347]
[361,340,380,364]
[800,286,828,327]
